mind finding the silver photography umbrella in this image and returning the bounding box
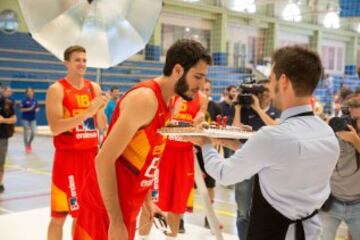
[18,0,163,68]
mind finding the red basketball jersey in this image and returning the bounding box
[166,93,200,147]
[80,80,170,222]
[53,79,99,150]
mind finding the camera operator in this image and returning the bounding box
[233,79,280,129]
[320,99,360,240]
[232,79,280,240]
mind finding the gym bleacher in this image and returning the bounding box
[1,31,359,125]
[0,32,253,125]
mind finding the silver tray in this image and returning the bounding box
[159,129,253,139]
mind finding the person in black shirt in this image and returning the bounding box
[232,79,280,240]
[0,85,17,193]
[219,85,238,159]
[219,85,237,127]
[203,79,222,122]
[238,79,280,131]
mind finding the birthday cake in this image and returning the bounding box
[159,122,253,139]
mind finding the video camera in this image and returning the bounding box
[329,106,357,132]
[236,80,268,107]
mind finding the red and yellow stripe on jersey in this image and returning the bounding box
[53,79,98,150]
[108,80,170,178]
[77,80,171,240]
[166,93,200,148]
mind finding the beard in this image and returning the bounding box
[175,72,193,101]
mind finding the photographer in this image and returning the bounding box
[320,99,360,240]
[233,79,280,129]
[232,79,280,240]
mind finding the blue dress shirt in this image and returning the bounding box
[202,105,340,239]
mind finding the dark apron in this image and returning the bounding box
[247,111,317,240]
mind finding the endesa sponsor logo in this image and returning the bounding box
[68,175,79,211]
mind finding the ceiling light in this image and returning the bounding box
[323,12,340,29]
[282,2,302,22]
[228,0,256,14]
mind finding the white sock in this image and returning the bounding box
[138,235,149,240]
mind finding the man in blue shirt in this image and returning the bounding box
[104,86,121,124]
[186,46,340,240]
[19,87,39,153]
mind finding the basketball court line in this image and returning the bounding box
[5,163,51,176]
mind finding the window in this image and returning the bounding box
[336,48,343,72]
[161,24,211,55]
[227,25,260,67]
[247,36,256,65]
[328,47,335,70]
[321,44,344,74]
[278,31,309,48]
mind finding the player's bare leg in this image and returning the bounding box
[138,206,153,239]
[47,217,66,240]
[166,212,182,237]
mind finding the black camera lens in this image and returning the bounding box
[237,94,253,107]
[329,116,356,132]
[236,80,267,107]
[329,117,349,132]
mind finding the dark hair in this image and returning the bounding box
[64,45,86,61]
[226,85,237,92]
[340,87,353,100]
[163,39,212,76]
[25,87,34,94]
[257,79,270,84]
[272,46,322,97]
[110,86,118,92]
[345,98,360,108]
